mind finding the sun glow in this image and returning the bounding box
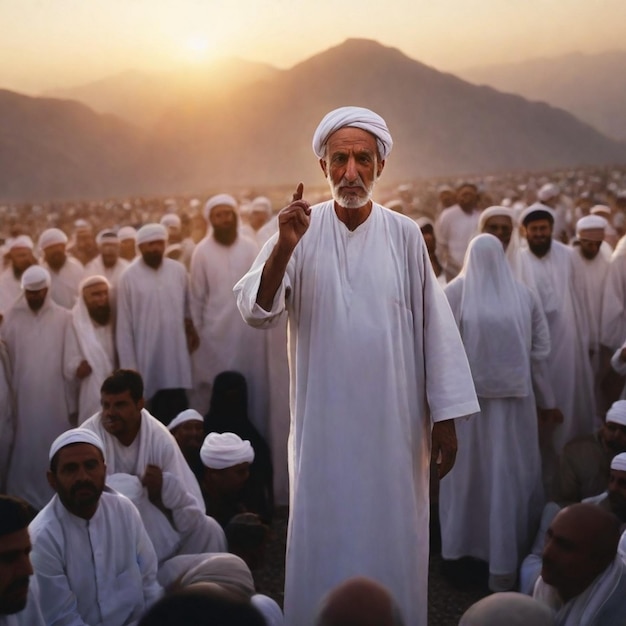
[185,35,213,61]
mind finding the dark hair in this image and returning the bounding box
[0,495,35,537]
[101,369,144,402]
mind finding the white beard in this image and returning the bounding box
[327,172,377,210]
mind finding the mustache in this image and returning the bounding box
[70,481,99,496]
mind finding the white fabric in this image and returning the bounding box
[1,295,73,509]
[81,408,204,509]
[167,408,203,432]
[577,215,607,237]
[84,256,129,291]
[64,287,116,424]
[440,234,549,579]
[537,183,559,202]
[160,214,181,228]
[48,427,104,460]
[0,269,24,315]
[38,228,67,250]
[29,491,162,626]
[189,234,268,433]
[234,201,479,626]
[96,231,119,245]
[311,106,393,159]
[0,340,15,491]
[118,226,137,241]
[519,203,556,226]
[136,224,167,246]
[42,256,84,309]
[8,235,33,251]
[606,400,626,426]
[251,595,284,626]
[435,204,480,278]
[200,432,255,469]
[601,253,626,350]
[611,453,626,471]
[203,194,238,222]
[20,266,50,291]
[116,257,192,399]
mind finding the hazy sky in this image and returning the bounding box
[1,0,624,94]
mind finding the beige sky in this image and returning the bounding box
[1,0,624,94]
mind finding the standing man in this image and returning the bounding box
[116,224,198,424]
[235,106,479,626]
[84,230,129,292]
[0,236,36,319]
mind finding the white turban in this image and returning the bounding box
[590,204,612,217]
[38,228,68,250]
[160,214,181,228]
[117,226,137,241]
[200,432,254,469]
[606,400,626,427]
[519,202,556,226]
[611,453,626,472]
[21,265,51,291]
[251,196,272,215]
[312,106,393,160]
[203,194,238,222]
[168,408,203,432]
[80,274,110,291]
[478,206,516,232]
[49,428,105,461]
[576,215,607,240]
[415,216,434,229]
[96,230,119,246]
[537,183,559,202]
[136,224,167,246]
[9,235,34,251]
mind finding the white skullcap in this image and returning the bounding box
[200,432,255,469]
[415,216,434,229]
[8,235,34,251]
[479,205,516,231]
[519,202,556,226]
[203,194,238,222]
[38,228,68,250]
[251,196,272,215]
[21,265,50,291]
[576,215,607,240]
[117,226,137,241]
[49,428,105,461]
[168,408,204,432]
[312,106,393,160]
[611,453,626,472]
[80,274,110,291]
[160,213,181,228]
[606,400,626,427]
[537,183,560,202]
[96,230,119,246]
[438,184,453,194]
[136,223,167,246]
[590,204,612,217]
[74,219,91,231]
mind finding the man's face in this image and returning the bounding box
[456,185,478,212]
[99,242,119,268]
[48,444,106,519]
[139,240,165,269]
[210,206,238,246]
[82,282,111,326]
[206,462,250,495]
[248,210,268,232]
[439,190,455,209]
[607,469,626,521]
[166,225,182,244]
[482,215,513,250]
[24,288,47,312]
[43,243,66,271]
[119,239,136,260]
[601,420,626,454]
[172,420,204,456]
[321,127,383,210]
[75,230,95,253]
[578,237,602,261]
[100,390,143,442]
[524,219,553,257]
[0,528,32,615]
[9,248,34,275]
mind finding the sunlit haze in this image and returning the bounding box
[1,0,625,93]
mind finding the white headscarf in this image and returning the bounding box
[203,194,238,222]
[611,453,626,472]
[478,205,525,279]
[21,265,51,291]
[312,106,393,160]
[606,400,626,427]
[168,408,203,432]
[200,432,255,469]
[38,228,68,250]
[49,428,105,461]
[136,224,167,246]
[448,234,529,398]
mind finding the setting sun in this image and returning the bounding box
[185,35,213,61]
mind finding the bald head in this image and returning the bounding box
[459,592,553,626]
[315,577,404,626]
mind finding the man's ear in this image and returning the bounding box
[47,470,57,492]
[137,397,145,412]
[377,159,386,178]
[319,158,328,177]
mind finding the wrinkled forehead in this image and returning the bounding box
[325,126,380,156]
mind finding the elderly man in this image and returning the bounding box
[1,266,73,510]
[0,236,36,319]
[29,429,163,625]
[0,496,44,626]
[38,228,84,309]
[84,230,129,292]
[190,195,268,433]
[117,223,198,424]
[64,276,116,424]
[533,503,626,625]
[234,106,479,625]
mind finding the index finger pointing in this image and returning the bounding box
[292,182,304,202]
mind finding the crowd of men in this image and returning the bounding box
[2,110,626,624]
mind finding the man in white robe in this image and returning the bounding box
[64,276,116,424]
[84,230,129,292]
[38,228,84,310]
[118,226,137,262]
[1,266,73,510]
[116,223,198,424]
[29,429,163,626]
[0,236,36,319]
[0,341,15,492]
[234,106,479,626]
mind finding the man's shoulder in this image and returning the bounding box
[562,431,604,455]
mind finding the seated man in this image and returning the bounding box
[29,429,163,625]
[0,495,44,626]
[553,400,626,504]
[533,503,626,625]
[168,409,205,484]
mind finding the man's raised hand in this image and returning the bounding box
[277,183,311,253]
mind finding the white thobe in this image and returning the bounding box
[0,340,15,491]
[1,296,73,510]
[189,235,269,436]
[235,201,479,626]
[520,242,596,452]
[435,204,480,278]
[81,408,204,509]
[29,492,162,626]
[601,254,626,352]
[43,257,84,310]
[0,269,23,316]
[116,258,192,400]
[84,256,129,291]
[64,301,116,424]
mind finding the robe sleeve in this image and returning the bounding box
[63,324,84,381]
[115,271,139,371]
[529,288,556,409]
[601,257,626,351]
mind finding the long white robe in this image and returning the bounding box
[435,204,480,278]
[601,253,626,352]
[116,258,192,400]
[84,256,129,291]
[81,408,204,509]
[235,201,479,626]
[0,269,23,316]
[0,340,15,491]
[189,235,269,436]
[1,296,73,510]
[43,257,84,310]
[29,491,162,626]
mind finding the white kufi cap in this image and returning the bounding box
[611,453,626,472]
[38,228,68,250]
[200,432,255,469]
[606,400,626,427]
[21,265,50,291]
[136,224,167,246]
[203,194,238,222]
[168,409,204,432]
[49,428,105,461]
